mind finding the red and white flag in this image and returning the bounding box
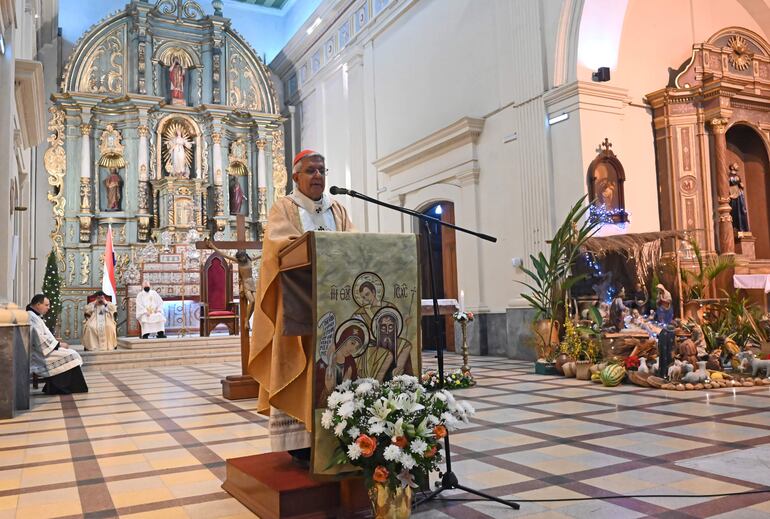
[102,224,117,302]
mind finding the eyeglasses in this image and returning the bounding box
[301,167,328,177]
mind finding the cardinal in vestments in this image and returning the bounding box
[249,150,354,465]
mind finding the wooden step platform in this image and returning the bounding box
[222,452,369,519]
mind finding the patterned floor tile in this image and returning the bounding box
[1,357,769,518]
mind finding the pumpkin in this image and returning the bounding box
[599,364,626,387]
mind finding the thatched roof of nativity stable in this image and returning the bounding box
[581,230,691,257]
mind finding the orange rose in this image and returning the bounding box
[356,434,377,457]
[433,425,447,439]
[373,466,389,483]
[424,445,438,458]
[392,436,408,449]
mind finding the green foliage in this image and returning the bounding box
[518,197,602,322]
[681,239,734,301]
[42,250,62,334]
[700,290,768,349]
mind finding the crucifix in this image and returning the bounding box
[196,214,262,400]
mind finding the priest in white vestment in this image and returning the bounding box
[82,291,118,351]
[27,294,88,394]
[136,280,167,339]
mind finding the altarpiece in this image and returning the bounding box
[44,0,290,340]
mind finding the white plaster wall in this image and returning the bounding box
[281,0,770,316]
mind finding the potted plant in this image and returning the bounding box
[519,197,602,372]
[322,376,474,518]
[559,319,601,380]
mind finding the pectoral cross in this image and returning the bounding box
[196,215,262,399]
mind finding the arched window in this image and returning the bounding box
[587,138,628,224]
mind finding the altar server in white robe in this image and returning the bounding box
[27,294,88,394]
[136,280,167,339]
[82,291,118,351]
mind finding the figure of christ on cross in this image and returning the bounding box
[196,215,262,399]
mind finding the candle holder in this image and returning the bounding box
[452,310,476,384]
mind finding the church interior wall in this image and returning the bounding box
[0,0,49,308]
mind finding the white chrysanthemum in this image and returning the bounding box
[369,421,386,435]
[337,401,355,419]
[383,444,402,461]
[321,409,334,429]
[433,391,447,402]
[409,438,428,455]
[441,412,460,428]
[334,421,347,437]
[348,426,361,439]
[326,392,343,409]
[347,442,362,460]
[338,379,352,391]
[355,382,373,395]
[340,391,355,403]
[400,453,416,470]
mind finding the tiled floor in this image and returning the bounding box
[3,355,770,518]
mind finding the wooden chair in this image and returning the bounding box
[200,252,239,336]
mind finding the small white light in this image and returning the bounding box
[306,17,322,35]
[511,257,523,268]
[0,35,5,56]
[434,205,443,215]
[547,113,569,125]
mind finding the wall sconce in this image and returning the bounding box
[592,67,610,82]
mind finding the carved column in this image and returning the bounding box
[137,125,151,241]
[710,117,735,254]
[256,137,268,240]
[212,131,226,232]
[78,124,92,243]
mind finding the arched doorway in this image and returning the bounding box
[726,125,770,259]
[417,201,458,351]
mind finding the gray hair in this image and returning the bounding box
[292,152,325,175]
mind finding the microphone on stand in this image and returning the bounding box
[329,186,349,195]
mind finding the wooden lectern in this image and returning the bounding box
[222,231,421,518]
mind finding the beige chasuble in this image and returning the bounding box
[248,194,354,451]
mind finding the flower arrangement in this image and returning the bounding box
[452,310,474,322]
[421,369,474,390]
[624,355,640,370]
[321,375,475,491]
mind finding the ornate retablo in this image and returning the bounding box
[46,0,287,341]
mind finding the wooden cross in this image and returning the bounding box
[196,215,262,399]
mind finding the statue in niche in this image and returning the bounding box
[229,176,247,214]
[169,55,186,105]
[163,122,193,178]
[729,162,749,233]
[104,168,123,210]
[597,177,618,210]
[175,198,194,227]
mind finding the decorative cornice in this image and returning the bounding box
[373,117,485,176]
[14,59,46,148]
[543,80,631,110]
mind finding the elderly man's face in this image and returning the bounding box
[293,156,326,201]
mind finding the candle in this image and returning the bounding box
[459,290,465,313]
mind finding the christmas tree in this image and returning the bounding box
[42,250,62,334]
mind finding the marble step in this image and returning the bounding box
[81,335,243,371]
